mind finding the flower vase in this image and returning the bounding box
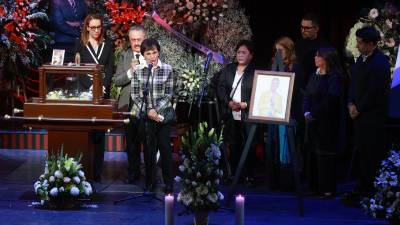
[194,211,209,225]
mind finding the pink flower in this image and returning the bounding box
[368,8,379,19]
[186,1,194,10]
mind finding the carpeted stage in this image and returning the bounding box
[0,148,388,225]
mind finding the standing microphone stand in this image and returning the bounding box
[114,64,162,204]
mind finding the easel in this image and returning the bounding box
[224,51,304,216]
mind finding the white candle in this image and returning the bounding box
[165,194,174,225]
[235,194,245,225]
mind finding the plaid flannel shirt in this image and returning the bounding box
[130,60,174,117]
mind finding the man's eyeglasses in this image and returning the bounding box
[89,26,102,31]
[300,25,315,31]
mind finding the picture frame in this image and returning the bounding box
[51,49,65,66]
[248,70,295,124]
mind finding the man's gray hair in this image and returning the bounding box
[129,25,146,35]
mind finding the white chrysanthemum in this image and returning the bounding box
[49,176,55,183]
[179,165,186,172]
[218,191,224,200]
[63,177,71,183]
[174,176,182,182]
[54,170,63,179]
[73,176,81,184]
[82,181,93,196]
[78,170,85,178]
[70,187,80,196]
[42,179,49,188]
[59,187,64,192]
[49,187,58,196]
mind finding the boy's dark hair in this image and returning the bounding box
[355,26,381,45]
[140,38,160,55]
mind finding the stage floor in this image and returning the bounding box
[0,149,388,225]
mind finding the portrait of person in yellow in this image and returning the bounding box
[257,77,283,118]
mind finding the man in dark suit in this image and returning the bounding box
[295,13,328,89]
[51,0,88,62]
[347,26,391,200]
[113,25,147,184]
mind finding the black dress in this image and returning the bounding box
[74,39,114,181]
[75,39,114,97]
[303,71,342,193]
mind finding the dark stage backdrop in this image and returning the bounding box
[238,0,376,68]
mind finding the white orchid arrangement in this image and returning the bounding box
[176,122,224,212]
[34,147,92,208]
[345,3,400,75]
[362,150,400,221]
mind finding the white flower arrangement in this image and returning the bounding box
[176,122,224,212]
[362,150,400,221]
[345,3,400,75]
[34,146,92,208]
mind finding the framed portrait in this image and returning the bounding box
[51,49,65,66]
[248,70,295,124]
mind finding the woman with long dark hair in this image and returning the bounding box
[217,40,257,184]
[303,47,343,198]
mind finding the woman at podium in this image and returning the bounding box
[75,14,115,182]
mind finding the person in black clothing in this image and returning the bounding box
[303,47,343,198]
[75,14,115,182]
[217,40,256,184]
[295,13,328,90]
[346,26,391,200]
[51,0,88,62]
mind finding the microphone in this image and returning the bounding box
[135,54,140,60]
[203,52,213,73]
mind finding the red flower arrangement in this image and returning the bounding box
[104,0,147,50]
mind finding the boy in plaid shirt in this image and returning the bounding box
[130,38,174,193]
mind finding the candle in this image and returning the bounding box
[235,194,245,225]
[165,194,174,225]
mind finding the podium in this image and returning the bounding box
[22,64,124,179]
